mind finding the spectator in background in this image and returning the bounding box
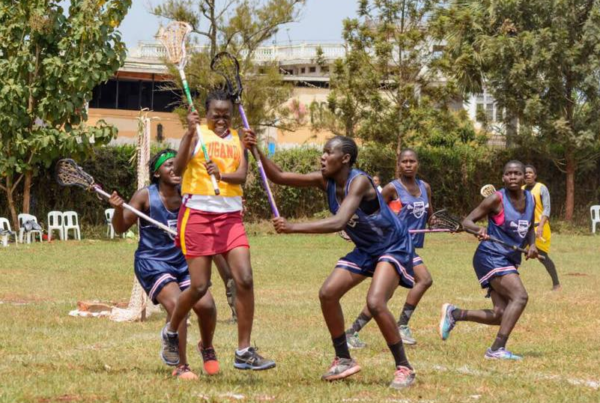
[373,175,383,193]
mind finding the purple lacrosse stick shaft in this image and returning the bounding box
[238,104,280,217]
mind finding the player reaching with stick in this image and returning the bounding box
[160,90,275,371]
[345,149,434,348]
[438,160,538,360]
[109,149,218,379]
[244,132,417,389]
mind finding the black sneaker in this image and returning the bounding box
[160,323,180,366]
[234,347,276,370]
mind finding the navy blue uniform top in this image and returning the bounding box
[135,184,185,263]
[477,188,535,265]
[392,178,429,248]
[327,169,412,257]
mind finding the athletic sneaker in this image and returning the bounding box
[399,325,416,345]
[438,303,456,341]
[346,332,366,349]
[172,364,198,380]
[321,357,361,381]
[198,342,220,375]
[234,347,276,370]
[389,366,416,389]
[484,347,522,360]
[160,323,180,366]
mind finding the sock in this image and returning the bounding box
[347,312,372,334]
[491,334,508,351]
[388,341,412,369]
[398,303,417,326]
[332,334,351,359]
[236,347,250,355]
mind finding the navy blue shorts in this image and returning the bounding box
[335,248,415,289]
[134,258,190,304]
[473,249,519,289]
[413,252,424,267]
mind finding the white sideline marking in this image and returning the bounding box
[429,364,599,390]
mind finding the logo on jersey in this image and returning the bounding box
[510,220,530,238]
[167,219,178,240]
[406,201,428,219]
[346,214,360,228]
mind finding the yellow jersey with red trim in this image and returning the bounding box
[182,125,243,197]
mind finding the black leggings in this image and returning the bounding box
[538,250,560,287]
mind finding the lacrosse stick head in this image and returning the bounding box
[211,52,243,103]
[157,21,193,68]
[429,209,463,232]
[55,159,95,190]
[480,184,497,198]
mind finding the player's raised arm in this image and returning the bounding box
[173,109,199,177]
[242,128,325,190]
[272,175,371,234]
[462,193,502,237]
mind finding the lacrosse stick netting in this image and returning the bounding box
[157,21,220,195]
[211,51,280,217]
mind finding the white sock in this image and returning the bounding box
[236,347,250,355]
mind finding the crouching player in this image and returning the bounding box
[439,160,538,360]
[245,132,417,389]
[109,149,219,379]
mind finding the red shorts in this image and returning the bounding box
[176,208,249,258]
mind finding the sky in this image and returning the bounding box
[120,0,357,49]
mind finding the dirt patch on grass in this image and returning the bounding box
[37,394,104,403]
[566,272,589,277]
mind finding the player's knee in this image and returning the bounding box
[366,295,386,317]
[189,284,209,299]
[161,298,176,314]
[514,291,528,307]
[319,284,337,304]
[235,272,253,292]
[420,276,433,290]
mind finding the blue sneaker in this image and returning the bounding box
[438,303,456,341]
[484,347,522,360]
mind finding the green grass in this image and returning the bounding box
[1,233,599,402]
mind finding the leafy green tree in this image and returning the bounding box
[153,0,305,132]
[437,0,600,220]
[0,0,131,227]
[315,0,480,175]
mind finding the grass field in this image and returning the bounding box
[1,232,599,402]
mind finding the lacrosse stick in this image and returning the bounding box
[55,159,177,236]
[480,184,496,198]
[415,209,544,259]
[210,51,280,217]
[157,21,220,195]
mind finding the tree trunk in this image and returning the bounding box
[564,150,576,221]
[4,178,18,230]
[22,170,32,214]
[395,132,402,177]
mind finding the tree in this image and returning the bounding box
[153,0,305,132]
[437,0,600,220]
[315,0,477,175]
[0,0,132,228]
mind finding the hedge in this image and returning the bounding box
[1,144,599,228]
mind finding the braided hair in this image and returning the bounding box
[328,135,358,166]
[205,89,232,112]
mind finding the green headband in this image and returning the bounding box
[153,151,177,173]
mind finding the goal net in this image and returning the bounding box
[110,112,161,322]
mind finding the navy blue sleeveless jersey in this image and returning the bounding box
[327,169,412,257]
[477,188,535,265]
[392,178,429,248]
[135,184,185,263]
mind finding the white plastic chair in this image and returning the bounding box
[105,208,115,239]
[17,213,43,244]
[591,205,600,234]
[47,211,64,241]
[62,211,81,240]
[0,217,18,247]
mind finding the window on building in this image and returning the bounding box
[321,66,329,74]
[300,67,306,74]
[309,66,316,73]
[475,91,502,123]
[89,79,183,112]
